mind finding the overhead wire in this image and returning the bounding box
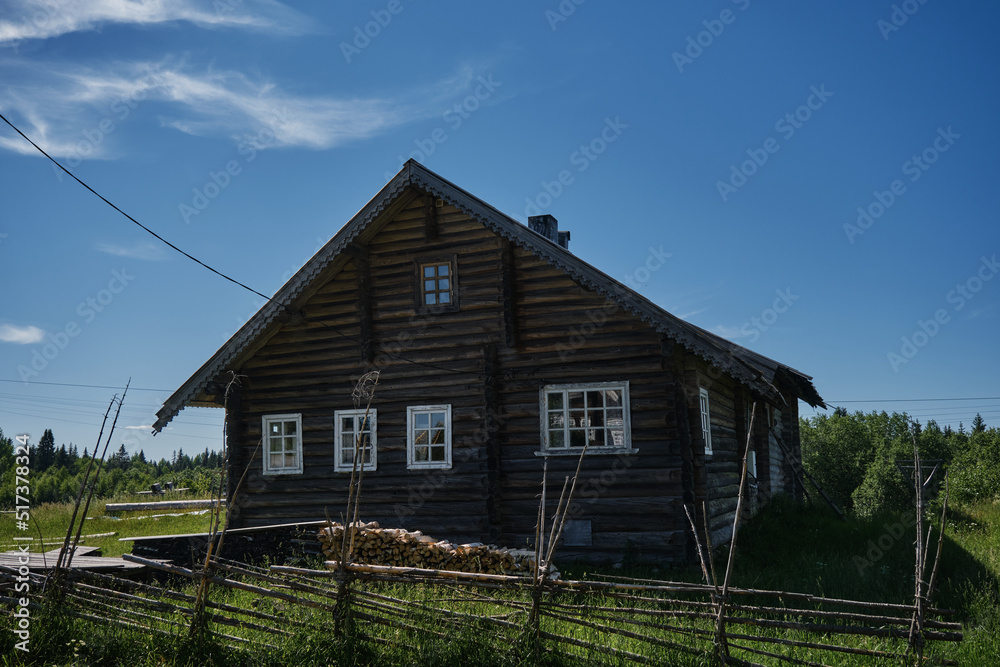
[0,112,469,376]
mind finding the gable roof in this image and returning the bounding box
[153,160,823,432]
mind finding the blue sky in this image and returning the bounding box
[1,0,998,462]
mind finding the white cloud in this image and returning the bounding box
[0,0,314,45]
[124,424,153,430]
[0,324,46,344]
[95,241,166,261]
[0,60,481,157]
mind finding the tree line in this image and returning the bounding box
[800,410,998,517]
[0,427,224,507]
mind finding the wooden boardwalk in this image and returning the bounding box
[0,545,147,572]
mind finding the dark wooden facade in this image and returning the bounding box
[155,161,824,564]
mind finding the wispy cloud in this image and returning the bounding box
[711,325,747,341]
[124,424,153,430]
[675,307,708,320]
[0,0,315,45]
[0,323,45,344]
[0,59,484,157]
[95,241,166,261]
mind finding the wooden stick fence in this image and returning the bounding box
[6,389,964,666]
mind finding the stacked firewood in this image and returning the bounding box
[318,522,534,575]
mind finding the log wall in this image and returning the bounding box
[225,197,690,562]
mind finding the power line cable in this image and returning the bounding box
[0,113,468,377]
[0,111,277,305]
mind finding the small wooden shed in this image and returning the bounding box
[154,160,824,563]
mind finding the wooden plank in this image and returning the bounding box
[105,499,224,512]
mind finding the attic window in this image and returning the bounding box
[416,257,457,311]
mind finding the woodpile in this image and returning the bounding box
[318,522,534,575]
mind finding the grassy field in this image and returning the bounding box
[0,493,223,559]
[2,497,998,666]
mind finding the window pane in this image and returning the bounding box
[431,412,445,428]
[569,410,585,427]
[570,429,586,447]
[438,278,449,290]
[610,428,624,447]
[424,265,435,278]
[425,293,436,305]
[590,429,606,447]
[438,264,449,277]
[341,416,354,431]
[550,431,565,448]
[415,413,429,429]
[607,408,623,425]
[284,420,296,435]
[568,391,585,410]
[425,279,436,292]
[415,446,428,462]
[606,390,622,407]
[270,423,280,436]
[548,412,564,428]
[269,453,284,468]
[431,428,445,444]
[588,409,605,427]
[586,391,604,408]
[431,446,445,462]
[439,292,450,303]
[269,440,282,453]
[284,453,296,468]
[547,392,563,410]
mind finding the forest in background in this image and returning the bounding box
[0,427,223,506]
[800,410,999,517]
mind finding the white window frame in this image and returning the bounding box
[538,381,633,456]
[745,402,756,478]
[334,409,377,473]
[262,413,303,475]
[699,388,713,457]
[406,404,452,470]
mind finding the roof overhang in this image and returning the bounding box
[153,160,823,433]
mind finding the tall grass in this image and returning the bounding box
[2,497,998,665]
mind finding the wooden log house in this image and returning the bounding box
[153,161,825,563]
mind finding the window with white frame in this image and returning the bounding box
[699,388,713,456]
[745,402,756,478]
[334,409,377,472]
[541,382,630,452]
[407,405,452,469]
[262,413,303,475]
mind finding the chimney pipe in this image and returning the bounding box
[528,214,570,250]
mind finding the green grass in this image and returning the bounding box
[2,497,998,666]
[0,494,223,558]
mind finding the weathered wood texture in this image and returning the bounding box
[220,196,804,563]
